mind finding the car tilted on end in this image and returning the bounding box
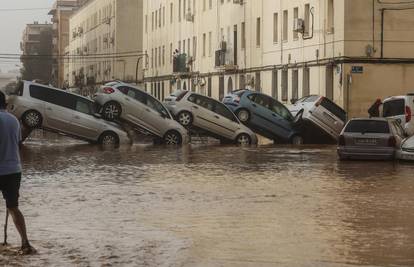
[6,81,129,145]
[164,90,258,145]
[337,118,405,160]
[223,90,304,144]
[382,94,414,136]
[93,81,189,145]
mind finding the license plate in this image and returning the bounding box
[356,138,378,145]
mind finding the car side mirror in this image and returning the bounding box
[93,113,102,119]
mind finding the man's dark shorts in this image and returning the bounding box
[0,173,21,208]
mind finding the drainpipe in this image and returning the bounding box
[380,8,385,58]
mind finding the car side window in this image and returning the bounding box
[118,86,129,95]
[251,94,270,109]
[270,99,293,121]
[214,102,237,122]
[127,88,146,104]
[147,96,170,118]
[30,85,76,109]
[190,94,214,111]
[75,98,92,115]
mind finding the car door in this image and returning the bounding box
[143,95,171,137]
[268,98,296,140]
[118,86,147,128]
[310,97,346,137]
[70,97,101,140]
[211,101,240,139]
[43,89,77,134]
[383,98,406,127]
[188,94,221,134]
[246,94,275,133]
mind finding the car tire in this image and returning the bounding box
[236,109,250,123]
[163,130,183,145]
[102,102,122,121]
[235,133,252,145]
[99,131,120,145]
[291,135,304,145]
[22,110,42,129]
[177,111,193,127]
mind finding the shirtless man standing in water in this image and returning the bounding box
[0,91,35,255]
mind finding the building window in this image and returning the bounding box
[203,33,206,57]
[273,13,278,43]
[179,0,181,21]
[304,4,310,36]
[292,69,298,101]
[209,0,212,9]
[145,15,148,33]
[208,31,212,57]
[193,36,197,59]
[256,17,261,47]
[155,10,157,29]
[282,69,288,101]
[272,70,278,99]
[170,43,173,64]
[241,22,245,49]
[327,0,334,33]
[208,77,212,97]
[255,72,261,92]
[203,0,206,11]
[188,38,191,56]
[163,6,165,26]
[283,10,288,41]
[239,74,245,89]
[151,12,154,31]
[162,46,165,66]
[155,47,157,67]
[183,39,186,54]
[170,3,173,24]
[151,48,154,68]
[303,67,310,97]
[293,7,299,40]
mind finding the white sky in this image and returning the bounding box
[0,0,54,72]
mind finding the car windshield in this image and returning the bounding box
[320,98,347,122]
[383,99,405,117]
[345,120,390,134]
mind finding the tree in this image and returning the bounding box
[20,29,53,83]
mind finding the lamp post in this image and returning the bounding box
[135,53,148,85]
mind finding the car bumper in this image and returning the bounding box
[396,150,414,161]
[337,146,395,160]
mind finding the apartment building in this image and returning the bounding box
[143,0,414,118]
[66,0,143,88]
[49,0,79,88]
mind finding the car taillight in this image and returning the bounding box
[338,135,345,146]
[315,97,324,107]
[388,136,396,147]
[175,91,188,102]
[405,106,411,123]
[103,87,115,94]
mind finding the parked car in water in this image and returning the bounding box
[6,81,129,145]
[93,81,189,145]
[289,95,347,141]
[396,135,414,161]
[222,90,304,144]
[164,91,258,145]
[337,118,405,160]
[382,94,414,136]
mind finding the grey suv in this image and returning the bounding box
[94,82,189,145]
[6,81,129,145]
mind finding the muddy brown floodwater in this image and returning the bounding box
[1,136,414,267]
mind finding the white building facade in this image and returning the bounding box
[66,0,143,89]
[143,0,414,118]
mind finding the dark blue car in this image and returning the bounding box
[223,90,304,144]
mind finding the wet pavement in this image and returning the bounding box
[1,134,414,266]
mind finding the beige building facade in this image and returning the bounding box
[66,0,143,89]
[143,0,414,118]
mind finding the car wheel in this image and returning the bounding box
[163,131,182,145]
[236,133,252,145]
[102,102,122,121]
[177,111,193,127]
[99,131,120,145]
[22,110,42,129]
[236,109,250,123]
[291,135,304,145]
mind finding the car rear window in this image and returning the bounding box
[303,95,320,103]
[383,99,405,117]
[320,98,346,122]
[345,120,390,134]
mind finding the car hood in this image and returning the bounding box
[402,136,414,150]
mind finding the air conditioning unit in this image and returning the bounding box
[185,12,194,22]
[233,0,243,4]
[220,41,227,51]
[293,18,305,33]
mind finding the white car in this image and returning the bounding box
[396,135,414,161]
[6,81,130,145]
[289,95,347,141]
[164,91,258,145]
[382,94,414,136]
[94,81,189,145]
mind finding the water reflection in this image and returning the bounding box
[0,137,413,266]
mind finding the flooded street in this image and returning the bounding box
[1,136,414,267]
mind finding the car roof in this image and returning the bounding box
[23,80,93,102]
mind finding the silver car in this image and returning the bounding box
[396,135,414,161]
[6,81,129,145]
[289,95,347,141]
[337,118,405,160]
[94,81,189,145]
[164,91,258,145]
